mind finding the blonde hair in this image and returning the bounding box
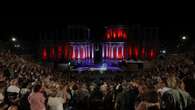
[167,76,178,89]
[50,89,57,97]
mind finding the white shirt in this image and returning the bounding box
[47,97,65,110]
[7,85,20,93]
[158,87,171,96]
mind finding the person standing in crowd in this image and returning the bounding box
[41,83,49,110]
[115,81,137,110]
[63,84,72,110]
[77,83,90,110]
[101,83,114,110]
[89,83,103,110]
[28,84,46,110]
[68,84,79,110]
[47,89,65,110]
[6,79,20,109]
[183,77,195,110]
[126,82,139,110]
[19,82,31,110]
[160,75,193,110]
[135,82,160,110]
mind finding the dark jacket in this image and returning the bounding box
[160,89,193,110]
[116,89,139,110]
[19,89,30,110]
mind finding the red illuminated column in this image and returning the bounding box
[128,47,132,59]
[65,45,69,60]
[78,47,80,59]
[151,49,154,59]
[69,46,73,60]
[106,44,109,58]
[107,32,111,40]
[118,29,122,39]
[110,29,112,40]
[75,47,78,59]
[124,47,127,59]
[57,46,62,60]
[110,44,112,59]
[92,44,94,59]
[134,47,139,60]
[117,30,120,39]
[147,49,151,59]
[80,47,83,59]
[107,45,109,59]
[42,48,47,61]
[111,46,114,59]
[113,46,117,59]
[85,45,87,59]
[83,46,85,59]
[85,45,88,59]
[123,32,127,40]
[141,48,145,59]
[122,46,124,59]
[136,47,139,59]
[72,46,75,59]
[102,44,105,58]
[149,49,155,59]
[105,44,106,58]
[50,47,55,60]
[118,46,122,59]
[109,44,111,59]
[88,45,90,59]
[116,46,119,59]
[113,31,116,39]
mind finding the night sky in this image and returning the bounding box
[0,16,194,48]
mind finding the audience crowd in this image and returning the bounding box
[0,51,195,110]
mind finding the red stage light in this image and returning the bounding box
[141,48,145,58]
[118,47,122,59]
[80,47,83,59]
[107,33,111,40]
[134,47,139,59]
[83,47,86,59]
[113,32,116,39]
[106,45,108,58]
[150,49,156,59]
[57,46,62,59]
[113,47,117,59]
[75,47,78,59]
[147,49,156,60]
[102,45,105,58]
[85,46,87,59]
[106,29,112,40]
[88,45,90,58]
[105,27,127,41]
[128,47,132,59]
[108,46,111,58]
[42,48,47,61]
[69,46,73,60]
[124,47,127,59]
[50,47,55,60]
[123,32,127,40]
[118,29,123,39]
[151,49,153,58]
[64,45,68,60]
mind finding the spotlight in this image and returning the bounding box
[12,37,16,42]
[160,50,166,54]
[182,36,186,40]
